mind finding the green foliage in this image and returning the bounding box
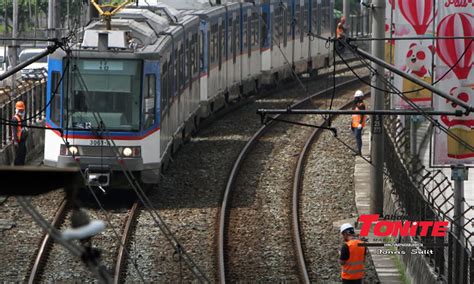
[334,0,364,15]
[0,0,48,31]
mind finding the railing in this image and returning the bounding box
[383,114,473,283]
[0,78,47,149]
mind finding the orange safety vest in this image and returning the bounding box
[351,107,366,128]
[336,23,345,39]
[13,114,23,142]
[341,239,366,280]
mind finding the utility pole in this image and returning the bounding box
[451,164,467,284]
[3,0,7,37]
[370,0,385,215]
[8,0,19,95]
[343,0,350,35]
[48,0,58,39]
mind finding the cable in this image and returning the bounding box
[339,40,473,153]
[67,61,210,282]
[339,37,474,94]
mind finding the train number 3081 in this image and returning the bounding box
[90,140,107,146]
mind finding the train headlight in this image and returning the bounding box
[69,146,79,155]
[122,147,133,157]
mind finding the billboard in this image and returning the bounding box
[432,4,474,165]
[391,0,436,110]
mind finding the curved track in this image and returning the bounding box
[218,77,368,282]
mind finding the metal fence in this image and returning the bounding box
[0,79,47,149]
[383,114,474,283]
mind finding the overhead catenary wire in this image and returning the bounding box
[68,60,210,283]
[56,5,208,282]
[337,39,474,153]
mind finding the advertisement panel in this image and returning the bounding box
[432,2,474,165]
[391,0,436,110]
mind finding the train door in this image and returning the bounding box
[218,14,226,95]
[142,60,160,163]
[261,0,272,75]
[190,29,200,114]
[250,5,261,81]
[199,18,209,103]
[160,50,172,157]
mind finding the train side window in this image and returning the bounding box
[187,36,192,83]
[283,8,287,47]
[194,33,199,75]
[295,5,300,38]
[161,61,168,112]
[261,11,267,49]
[229,17,233,58]
[200,31,204,71]
[143,74,156,129]
[185,37,190,85]
[243,14,247,52]
[231,18,236,63]
[248,13,251,57]
[50,71,61,125]
[179,43,184,90]
[234,18,239,60]
[218,22,222,70]
[174,48,178,95]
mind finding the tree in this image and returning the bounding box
[0,0,48,32]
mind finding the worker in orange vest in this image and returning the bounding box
[351,90,366,156]
[336,16,347,39]
[11,101,28,165]
[336,16,347,53]
[339,223,366,284]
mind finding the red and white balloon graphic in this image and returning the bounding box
[436,13,474,81]
[441,87,474,127]
[397,0,435,35]
[388,0,394,10]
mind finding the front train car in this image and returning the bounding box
[44,8,172,188]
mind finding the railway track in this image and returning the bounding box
[122,62,371,282]
[1,60,369,282]
[217,78,368,282]
[28,194,141,283]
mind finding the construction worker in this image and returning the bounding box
[11,101,28,165]
[336,16,347,39]
[339,223,366,284]
[336,16,347,53]
[351,90,366,156]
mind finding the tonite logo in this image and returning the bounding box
[358,214,449,237]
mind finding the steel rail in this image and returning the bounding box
[113,201,140,284]
[28,198,69,284]
[292,91,369,283]
[217,75,367,283]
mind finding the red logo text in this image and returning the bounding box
[359,214,449,237]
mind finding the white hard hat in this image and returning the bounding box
[354,90,364,98]
[340,223,354,233]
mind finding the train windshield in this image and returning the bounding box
[66,59,142,131]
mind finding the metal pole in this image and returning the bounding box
[343,0,350,35]
[9,0,18,96]
[48,0,55,39]
[451,165,467,240]
[3,0,7,37]
[370,0,385,215]
[451,164,467,284]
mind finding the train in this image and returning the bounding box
[43,0,333,188]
